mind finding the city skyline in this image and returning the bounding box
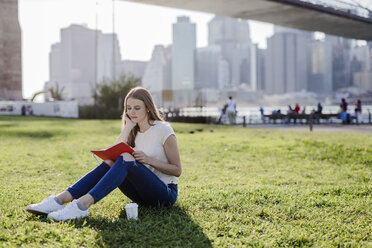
[19,0,274,99]
[47,18,372,108]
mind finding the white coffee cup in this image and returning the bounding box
[125,203,138,220]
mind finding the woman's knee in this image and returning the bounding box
[104,159,114,167]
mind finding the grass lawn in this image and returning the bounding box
[0,116,371,247]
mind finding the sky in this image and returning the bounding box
[18,0,274,99]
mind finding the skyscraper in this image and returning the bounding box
[265,26,311,94]
[309,40,326,94]
[350,44,371,90]
[231,44,251,87]
[256,46,266,92]
[322,35,334,94]
[172,16,196,91]
[350,44,370,74]
[117,60,147,80]
[208,16,252,88]
[218,59,230,90]
[208,16,250,47]
[101,33,122,81]
[0,0,22,100]
[142,45,172,106]
[49,24,122,105]
[330,36,351,91]
[195,45,221,89]
[142,45,171,93]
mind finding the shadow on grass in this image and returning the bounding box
[1,130,56,139]
[26,205,212,247]
[0,123,19,128]
[72,206,212,247]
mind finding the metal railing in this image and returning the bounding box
[273,0,372,22]
[298,0,372,19]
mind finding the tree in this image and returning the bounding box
[53,82,65,101]
[79,73,141,119]
[92,73,140,110]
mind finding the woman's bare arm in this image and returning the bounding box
[133,135,182,177]
[114,115,136,145]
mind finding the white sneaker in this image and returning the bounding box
[47,200,88,221]
[26,195,65,215]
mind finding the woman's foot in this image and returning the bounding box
[47,200,88,221]
[26,195,65,215]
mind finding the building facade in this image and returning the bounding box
[208,16,252,89]
[195,45,221,90]
[0,0,22,100]
[116,60,147,80]
[265,27,311,94]
[49,24,122,105]
[142,45,172,106]
[172,16,196,91]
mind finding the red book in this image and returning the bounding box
[91,142,134,161]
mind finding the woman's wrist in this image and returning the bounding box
[146,157,154,166]
[120,128,133,143]
[123,123,136,133]
[124,115,136,130]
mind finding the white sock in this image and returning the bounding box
[54,197,63,205]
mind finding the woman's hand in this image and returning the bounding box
[124,114,136,130]
[133,151,150,164]
[114,114,136,145]
[132,136,181,177]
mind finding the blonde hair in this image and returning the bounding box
[122,87,163,147]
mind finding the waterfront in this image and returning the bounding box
[170,105,372,124]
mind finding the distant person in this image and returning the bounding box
[286,105,293,124]
[316,102,323,124]
[301,106,306,114]
[298,106,307,124]
[287,105,293,114]
[270,109,281,124]
[28,106,34,116]
[317,102,323,114]
[259,106,265,123]
[226,96,236,125]
[26,87,181,221]
[294,104,300,114]
[339,98,349,124]
[217,104,228,124]
[174,108,180,117]
[292,104,300,124]
[26,105,34,116]
[340,98,348,112]
[354,99,362,125]
[21,105,26,116]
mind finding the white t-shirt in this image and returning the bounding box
[134,120,178,185]
[226,99,236,113]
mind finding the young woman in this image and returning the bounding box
[27,87,181,221]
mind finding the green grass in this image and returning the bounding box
[0,116,371,247]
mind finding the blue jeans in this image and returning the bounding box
[67,156,178,206]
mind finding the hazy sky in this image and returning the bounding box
[19,0,274,99]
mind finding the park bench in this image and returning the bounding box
[264,113,340,124]
[165,115,215,124]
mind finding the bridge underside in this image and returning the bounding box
[123,0,372,40]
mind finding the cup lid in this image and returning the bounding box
[125,203,138,208]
